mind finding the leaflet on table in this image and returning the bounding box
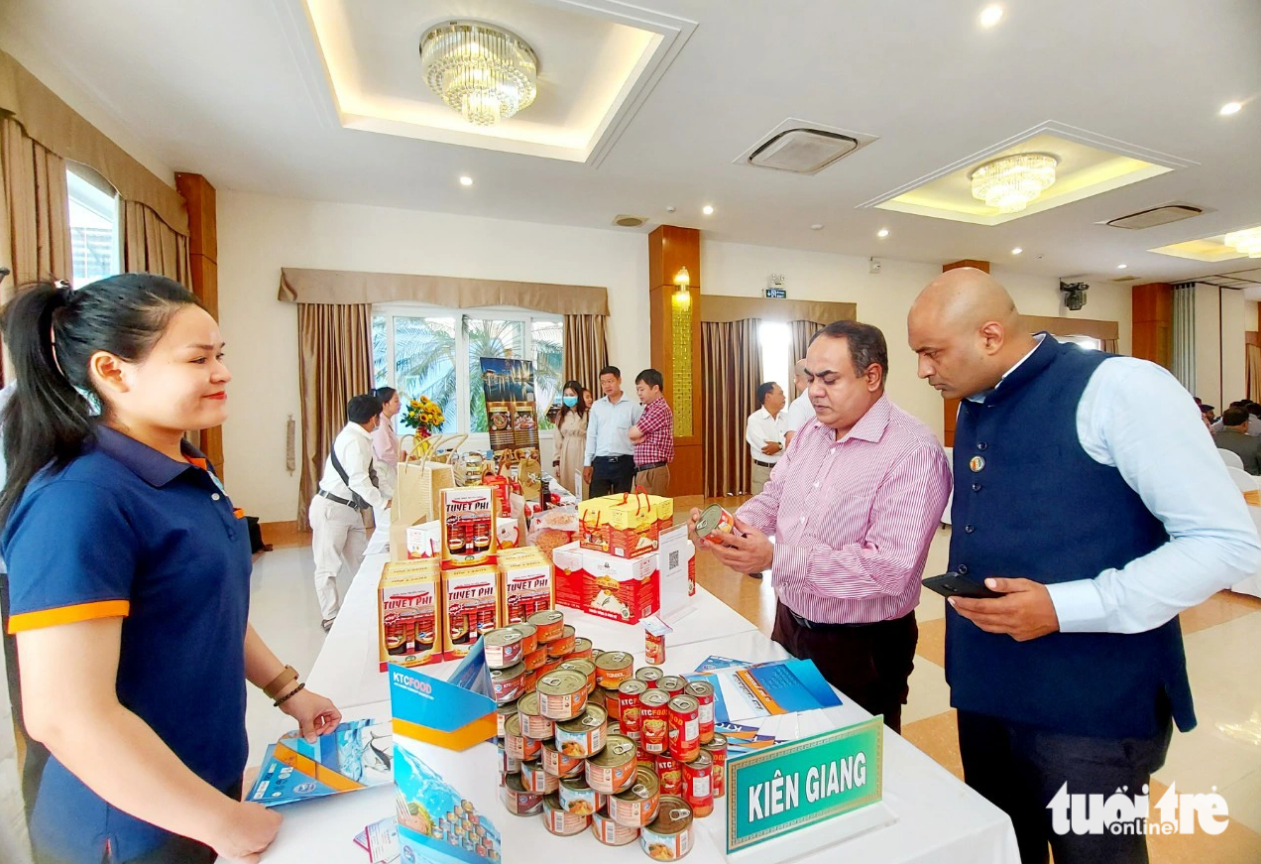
[395,742,501,864]
[695,655,753,672]
[691,658,841,724]
[353,817,399,863]
[389,643,497,750]
[715,721,785,756]
[246,719,394,807]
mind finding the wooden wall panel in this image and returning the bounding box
[1131,282,1173,370]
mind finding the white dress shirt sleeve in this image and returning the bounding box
[785,393,815,432]
[341,432,388,509]
[746,411,769,453]
[584,403,600,467]
[1045,358,1261,634]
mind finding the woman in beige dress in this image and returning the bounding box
[554,380,589,498]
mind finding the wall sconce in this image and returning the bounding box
[673,266,691,306]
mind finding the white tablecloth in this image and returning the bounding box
[1232,508,1261,599]
[239,542,1019,864]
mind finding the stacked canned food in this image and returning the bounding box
[489,611,727,860]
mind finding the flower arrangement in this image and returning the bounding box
[403,396,445,437]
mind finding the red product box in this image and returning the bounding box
[579,549,660,624]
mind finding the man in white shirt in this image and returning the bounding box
[371,386,402,530]
[309,394,394,631]
[783,359,815,448]
[583,365,642,497]
[745,382,789,495]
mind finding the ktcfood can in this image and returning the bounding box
[591,811,640,847]
[695,504,736,543]
[509,622,539,656]
[685,682,715,744]
[668,695,701,762]
[617,680,648,735]
[702,735,727,798]
[559,659,597,694]
[484,627,525,670]
[496,702,517,738]
[504,714,543,762]
[570,637,594,661]
[655,754,682,796]
[502,773,544,816]
[640,690,671,755]
[519,758,559,795]
[555,705,607,759]
[497,744,520,777]
[588,685,608,714]
[645,630,666,665]
[516,692,555,740]
[585,734,638,795]
[536,670,588,721]
[595,651,635,689]
[547,625,577,658]
[683,751,714,817]
[609,767,661,829]
[659,676,687,699]
[640,797,694,861]
[542,793,590,836]
[541,739,585,779]
[489,663,526,705]
[523,646,550,672]
[635,667,664,689]
[558,776,606,816]
[528,610,565,643]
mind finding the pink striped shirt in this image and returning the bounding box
[735,395,951,624]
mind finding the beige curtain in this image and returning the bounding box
[123,201,190,287]
[562,313,609,393]
[702,319,762,498]
[1248,344,1261,403]
[297,304,374,529]
[789,320,824,374]
[0,117,71,297]
[1102,338,1119,354]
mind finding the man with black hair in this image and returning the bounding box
[746,381,789,496]
[310,394,393,631]
[1215,406,1261,473]
[584,366,641,496]
[630,368,674,496]
[1211,400,1261,435]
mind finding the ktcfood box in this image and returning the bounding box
[442,565,500,661]
[378,559,442,671]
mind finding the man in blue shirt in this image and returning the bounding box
[583,366,641,497]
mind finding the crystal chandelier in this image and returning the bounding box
[1225,227,1261,258]
[420,21,539,127]
[969,153,1059,213]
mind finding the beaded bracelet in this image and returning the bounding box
[274,682,306,708]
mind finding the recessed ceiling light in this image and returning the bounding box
[702,205,714,216]
[666,205,676,213]
[459,175,474,186]
[980,4,1004,27]
[1117,264,1128,269]
[877,228,889,238]
[810,223,824,231]
[1220,101,1243,116]
[1011,247,1023,255]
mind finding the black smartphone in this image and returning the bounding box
[923,572,1004,600]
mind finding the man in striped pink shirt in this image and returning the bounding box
[693,320,951,732]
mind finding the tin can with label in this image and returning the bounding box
[617,679,648,735]
[489,662,526,705]
[695,504,736,543]
[495,702,517,739]
[558,776,605,816]
[547,625,576,658]
[508,622,539,656]
[554,705,607,759]
[702,734,727,798]
[559,659,597,694]
[520,758,559,795]
[585,734,638,795]
[570,637,594,661]
[640,690,671,755]
[523,646,550,672]
[683,751,714,817]
[684,682,715,744]
[502,773,544,816]
[484,628,525,670]
[536,670,587,721]
[540,739,585,779]
[542,793,590,836]
[595,651,634,689]
[503,714,542,762]
[528,610,565,643]
[497,743,520,777]
[645,630,666,665]
[659,676,687,699]
[635,667,664,689]
[609,767,661,829]
[655,754,683,796]
[587,684,608,714]
[640,797,693,860]
[516,692,555,740]
[539,656,565,677]
[668,696,700,762]
[591,811,639,847]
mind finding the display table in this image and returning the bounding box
[238,541,1019,864]
[1233,507,1261,599]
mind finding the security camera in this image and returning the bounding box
[1060,281,1088,311]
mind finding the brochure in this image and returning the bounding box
[690,658,841,724]
[247,719,394,807]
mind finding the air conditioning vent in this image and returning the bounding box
[612,215,647,228]
[1113,275,1139,282]
[1106,205,1203,230]
[747,128,859,174]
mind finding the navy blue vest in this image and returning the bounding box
[948,336,1194,738]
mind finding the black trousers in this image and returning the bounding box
[589,455,635,497]
[958,710,1172,864]
[771,603,917,734]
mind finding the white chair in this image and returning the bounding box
[1218,448,1246,470]
[941,446,954,526]
[1225,466,1259,495]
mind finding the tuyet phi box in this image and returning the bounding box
[377,559,442,671]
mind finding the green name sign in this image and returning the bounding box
[727,716,883,853]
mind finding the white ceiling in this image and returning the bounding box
[3,0,1260,285]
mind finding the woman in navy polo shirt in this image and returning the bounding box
[0,275,342,864]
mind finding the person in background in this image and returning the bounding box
[907,268,1258,864]
[583,366,640,497]
[1,276,341,864]
[629,369,674,497]
[1210,400,1261,435]
[310,394,392,632]
[783,359,814,448]
[371,386,401,530]
[746,381,789,495]
[692,321,951,732]
[582,388,594,410]
[553,380,589,498]
[1213,406,1261,473]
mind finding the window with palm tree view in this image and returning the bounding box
[372,308,564,436]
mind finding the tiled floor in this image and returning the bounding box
[247,498,1261,862]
